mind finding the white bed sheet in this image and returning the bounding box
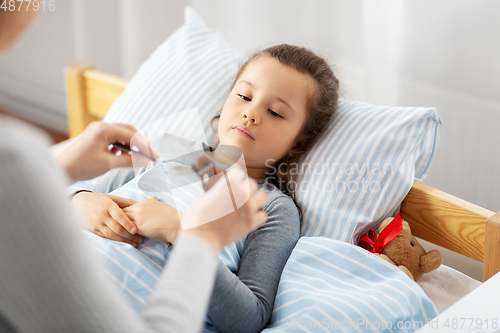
[417,264,481,313]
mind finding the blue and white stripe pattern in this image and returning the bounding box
[296,99,442,243]
[262,237,437,333]
[85,165,246,310]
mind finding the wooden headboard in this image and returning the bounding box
[66,64,128,137]
[65,63,500,282]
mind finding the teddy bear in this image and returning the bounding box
[359,212,442,281]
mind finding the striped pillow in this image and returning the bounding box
[102,6,442,243]
[297,99,442,242]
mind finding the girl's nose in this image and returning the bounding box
[243,108,260,124]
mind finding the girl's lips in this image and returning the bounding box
[232,125,254,140]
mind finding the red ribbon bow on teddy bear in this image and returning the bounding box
[359,212,403,253]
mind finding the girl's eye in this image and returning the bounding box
[268,109,283,118]
[237,94,251,101]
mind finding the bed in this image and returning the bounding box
[62,6,500,332]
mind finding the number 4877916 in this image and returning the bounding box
[0,0,55,11]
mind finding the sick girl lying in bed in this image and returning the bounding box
[72,44,340,333]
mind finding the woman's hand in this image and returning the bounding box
[122,197,181,244]
[57,121,159,182]
[72,192,143,247]
[181,169,268,252]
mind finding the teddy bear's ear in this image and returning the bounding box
[402,220,411,231]
[401,221,415,242]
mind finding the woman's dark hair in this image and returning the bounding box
[212,44,340,217]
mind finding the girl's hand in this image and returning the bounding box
[122,197,181,244]
[181,169,268,252]
[72,192,143,247]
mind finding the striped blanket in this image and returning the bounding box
[263,237,437,332]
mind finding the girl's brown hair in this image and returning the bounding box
[213,44,340,216]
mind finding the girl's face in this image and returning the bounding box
[218,56,315,179]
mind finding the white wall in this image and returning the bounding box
[0,0,186,131]
[0,0,74,130]
[0,0,498,280]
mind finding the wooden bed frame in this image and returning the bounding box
[65,63,500,282]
